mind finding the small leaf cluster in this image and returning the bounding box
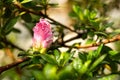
[17,44,120,80]
[70,4,115,39]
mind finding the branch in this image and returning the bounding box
[2,37,25,51]
[6,41,25,51]
[0,57,30,74]
[45,16,76,33]
[13,1,76,33]
[64,33,83,43]
[64,35,120,49]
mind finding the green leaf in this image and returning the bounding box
[109,52,120,61]
[85,38,94,44]
[69,12,78,18]
[32,70,46,80]
[40,54,57,65]
[78,52,87,62]
[95,32,108,37]
[88,54,107,72]
[109,29,120,37]
[72,58,83,72]
[109,50,119,56]
[104,22,114,28]
[12,28,21,33]
[2,17,18,34]
[87,51,94,60]
[102,46,112,53]
[54,49,60,60]
[18,51,28,57]
[79,60,91,75]
[114,29,120,33]
[84,9,90,17]
[94,44,103,58]
[72,5,80,14]
[21,0,32,4]
[88,31,94,37]
[32,56,41,64]
[58,52,70,66]
[58,65,76,80]
[21,13,32,22]
[33,51,40,54]
[72,5,84,21]
[82,33,87,39]
[43,64,57,80]
[90,10,97,19]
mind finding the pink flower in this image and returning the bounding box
[32,19,53,50]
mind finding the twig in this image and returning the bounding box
[64,34,83,43]
[64,35,120,49]
[45,16,76,33]
[2,38,25,51]
[7,41,25,51]
[0,57,30,74]
[13,1,76,33]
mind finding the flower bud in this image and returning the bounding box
[32,19,53,53]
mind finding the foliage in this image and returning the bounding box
[0,0,120,80]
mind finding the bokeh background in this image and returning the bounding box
[0,0,120,80]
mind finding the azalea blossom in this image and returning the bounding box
[32,19,53,51]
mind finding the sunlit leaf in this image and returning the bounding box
[109,50,118,56]
[79,60,91,75]
[21,0,32,4]
[84,9,89,17]
[43,64,57,80]
[87,51,94,60]
[58,52,70,66]
[114,29,120,33]
[85,38,94,44]
[90,10,97,19]
[72,58,83,71]
[72,5,80,15]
